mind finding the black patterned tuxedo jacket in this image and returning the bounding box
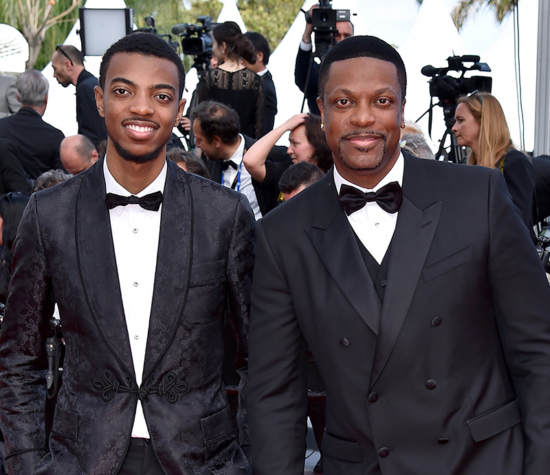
[249,152,550,475]
[0,158,255,475]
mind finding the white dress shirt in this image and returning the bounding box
[333,153,404,264]
[223,134,262,220]
[104,158,166,438]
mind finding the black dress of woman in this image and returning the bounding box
[197,67,264,139]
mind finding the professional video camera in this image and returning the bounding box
[135,15,180,52]
[172,16,215,73]
[306,0,351,58]
[419,55,492,163]
[536,226,550,273]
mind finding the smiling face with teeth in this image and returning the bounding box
[95,52,185,167]
[317,56,405,189]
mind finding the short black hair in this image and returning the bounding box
[318,35,407,101]
[244,32,270,66]
[191,101,240,145]
[278,162,324,194]
[99,32,186,99]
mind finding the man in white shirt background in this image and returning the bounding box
[0,33,254,475]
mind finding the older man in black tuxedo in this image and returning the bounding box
[0,33,254,475]
[249,36,550,475]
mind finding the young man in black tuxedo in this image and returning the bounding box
[0,33,254,475]
[249,35,550,475]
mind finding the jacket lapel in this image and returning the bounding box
[76,157,135,376]
[369,153,442,388]
[306,173,382,336]
[142,160,192,381]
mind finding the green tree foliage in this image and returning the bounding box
[415,0,518,30]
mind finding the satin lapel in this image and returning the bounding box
[76,157,135,376]
[142,160,192,381]
[306,174,382,335]
[369,154,442,388]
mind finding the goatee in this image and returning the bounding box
[111,137,164,164]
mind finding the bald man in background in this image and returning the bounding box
[60,134,98,175]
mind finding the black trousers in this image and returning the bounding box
[118,438,164,475]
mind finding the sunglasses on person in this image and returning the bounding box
[56,45,73,66]
[468,90,483,105]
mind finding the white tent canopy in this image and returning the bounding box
[0,24,29,74]
[217,0,247,33]
[398,0,469,153]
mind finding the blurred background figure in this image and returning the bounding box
[196,21,264,139]
[50,45,107,147]
[244,113,332,184]
[0,139,33,195]
[453,91,536,240]
[59,134,98,175]
[0,69,65,179]
[0,74,20,119]
[33,169,72,192]
[400,133,435,160]
[0,192,30,304]
[166,147,211,179]
[242,31,277,136]
[278,161,323,202]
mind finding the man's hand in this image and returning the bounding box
[302,5,319,44]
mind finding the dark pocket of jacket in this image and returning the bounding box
[51,406,79,441]
[190,260,226,287]
[321,430,363,463]
[201,405,236,461]
[422,244,474,282]
[466,399,521,442]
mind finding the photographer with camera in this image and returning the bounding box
[196,21,264,139]
[452,92,536,241]
[295,3,353,115]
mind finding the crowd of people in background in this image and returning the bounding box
[0,13,549,475]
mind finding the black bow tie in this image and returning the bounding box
[105,191,163,212]
[338,182,403,216]
[221,160,238,171]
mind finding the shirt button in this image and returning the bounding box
[134,335,139,340]
[374,222,380,227]
[378,447,390,458]
[380,279,387,287]
[133,282,139,287]
[133,228,138,234]
[426,379,437,390]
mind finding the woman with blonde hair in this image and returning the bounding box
[452,92,535,237]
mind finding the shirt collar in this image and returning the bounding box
[257,68,268,77]
[104,157,167,216]
[333,151,404,194]
[227,134,245,166]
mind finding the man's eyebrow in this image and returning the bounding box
[150,83,176,93]
[108,78,176,93]
[109,77,135,87]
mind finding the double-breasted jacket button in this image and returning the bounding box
[368,392,379,403]
[426,379,437,390]
[340,338,350,347]
[438,438,449,444]
[431,316,442,326]
[378,447,390,458]
[380,279,387,287]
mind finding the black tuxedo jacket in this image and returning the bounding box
[0,107,65,179]
[249,152,550,475]
[206,135,291,217]
[260,71,277,136]
[0,158,255,474]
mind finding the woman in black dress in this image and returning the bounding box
[196,21,264,139]
[452,91,536,240]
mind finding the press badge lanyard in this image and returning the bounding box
[221,161,243,192]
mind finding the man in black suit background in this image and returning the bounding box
[0,33,254,475]
[192,100,291,219]
[242,32,277,136]
[0,69,65,179]
[249,36,550,475]
[51,45,107,147]
[295,4,353,115]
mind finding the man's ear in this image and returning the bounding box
[257,51,264,65]
[317,96,325,125]
[212,135,222,148]
[400,99,406,128]
[91,150,99,163]
[94,85,105,118]
[175,98,186,126]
